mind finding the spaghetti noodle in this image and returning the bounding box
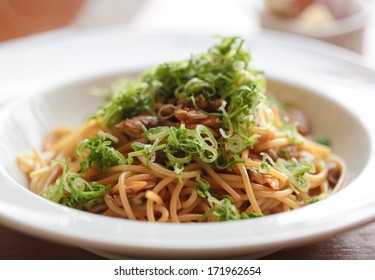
[17,37,346,223]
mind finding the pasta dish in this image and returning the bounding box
[17,37,346,223]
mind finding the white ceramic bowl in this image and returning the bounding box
[0,29,375,259]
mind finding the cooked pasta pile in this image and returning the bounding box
[17,37,346,223]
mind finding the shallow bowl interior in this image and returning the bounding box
[1,75,369,189]
[267,79,370,186]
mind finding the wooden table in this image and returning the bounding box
[0,221,374,260]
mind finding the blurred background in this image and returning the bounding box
[1,0,374,60]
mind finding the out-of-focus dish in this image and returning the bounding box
[0,30,374,258]
[260,0,372,53]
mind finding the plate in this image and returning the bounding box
[0,28,375,259]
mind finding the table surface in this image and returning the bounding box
[1,0,375,261]
[1,221,374,260]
